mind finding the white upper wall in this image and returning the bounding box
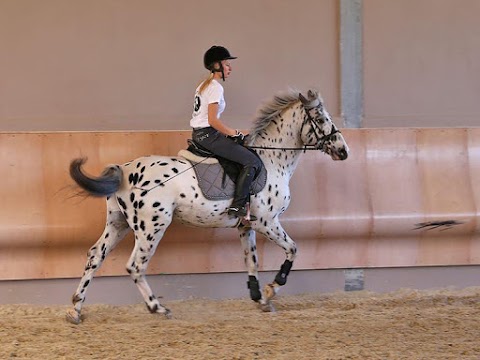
[0,0,339,131]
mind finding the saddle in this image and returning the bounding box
[178,140,267,201]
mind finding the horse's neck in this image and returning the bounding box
[254,106,304,181]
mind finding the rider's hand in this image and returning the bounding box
[227,130,246,144]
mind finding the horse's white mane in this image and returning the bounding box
[249,89,300,143]
[249,88,322,144]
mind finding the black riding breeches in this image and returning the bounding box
[192,127,261,172]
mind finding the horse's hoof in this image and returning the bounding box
[66,309,81,325]
[260,302,276,313]
[163,308,172,319]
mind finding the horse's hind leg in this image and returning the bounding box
[66,200,130,324]
[126,217,172,318]
[239,225,262,302]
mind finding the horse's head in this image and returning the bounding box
[299,90,349,161]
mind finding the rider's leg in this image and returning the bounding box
[227,165,256,217]
[193,128,262,218]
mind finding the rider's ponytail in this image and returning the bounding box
[198,72,214,95]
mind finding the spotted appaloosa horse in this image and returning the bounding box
[66,89,349,324]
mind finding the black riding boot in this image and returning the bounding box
[228,166,256,219]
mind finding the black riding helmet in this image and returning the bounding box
[203,45,237,81]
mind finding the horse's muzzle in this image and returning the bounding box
[338,148,348,160]
[331,148,348,161]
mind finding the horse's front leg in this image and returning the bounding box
[238,225,262,302]
[256,218,297,310]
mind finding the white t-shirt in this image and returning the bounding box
[190,79,226,128]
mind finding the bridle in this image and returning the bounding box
[247,102,341,153]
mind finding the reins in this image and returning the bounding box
[246,145,316,153]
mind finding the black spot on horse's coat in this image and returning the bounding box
[118,198,127,210]
[133,215,138,224]
[140,166,146,173]
[159,162,168,166]
[129,173,139,185]
[133,201,138,209]
[141,190,148,197]
[180,193,186,198]
[130,193,135,202]
[164,174,170,178]
[83,280,90,288]
[172,168,179,174]
[153,202,161,207]
[141,181,150,187]
[140,221,145,231]
[152,215,159,221]
[105,233,109,239]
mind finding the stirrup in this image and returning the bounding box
[227,206,257,221]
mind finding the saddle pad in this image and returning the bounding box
[185,159,268,201]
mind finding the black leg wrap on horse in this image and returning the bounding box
[274,260,293,286]
[247,275,262,302]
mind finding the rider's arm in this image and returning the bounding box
[208,103,238,136]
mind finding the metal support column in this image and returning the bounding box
[340,0,363,128]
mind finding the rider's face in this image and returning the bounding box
[222,60,232,79]
[213,60,232,79]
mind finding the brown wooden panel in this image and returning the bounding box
[1,129,480,280]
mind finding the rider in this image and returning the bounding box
[190,45,262,219]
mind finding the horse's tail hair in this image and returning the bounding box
[70,158,123,197]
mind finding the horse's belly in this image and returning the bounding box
[173,203,238,228]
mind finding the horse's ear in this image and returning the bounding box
[299,92,308,104]
[307,89,317,100]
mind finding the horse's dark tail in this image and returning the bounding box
[70,158,123,197]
